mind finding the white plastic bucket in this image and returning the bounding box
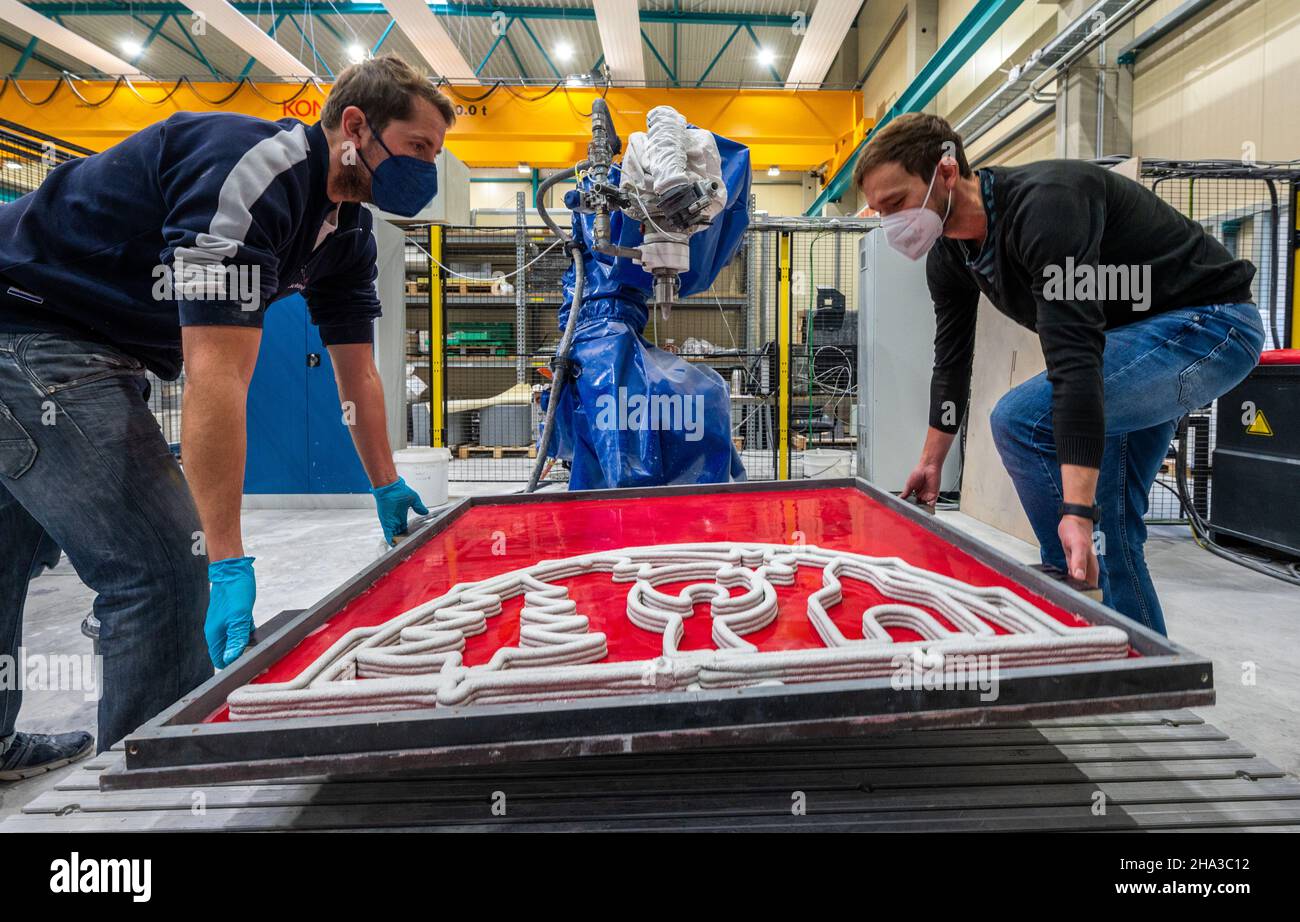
[801,448,853,479]
[393,446,450,508]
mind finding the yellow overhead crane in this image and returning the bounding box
[1,79,869,176]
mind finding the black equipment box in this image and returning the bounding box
[1210,352,1300,556]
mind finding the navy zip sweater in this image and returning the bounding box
[0,112,380,380]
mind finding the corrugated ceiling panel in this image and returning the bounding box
[6,2,840,86]
[43,12,254,78]
[476,16,602,82]
[669,19,803,85]
[0,20,87,76]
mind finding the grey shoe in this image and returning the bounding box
[0,730,94,782]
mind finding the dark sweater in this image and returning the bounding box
[0,113,380,380]
[926,159,1255,468]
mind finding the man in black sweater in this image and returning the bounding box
[854,113,1263,635]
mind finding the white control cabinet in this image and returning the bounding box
[856,229,962,492]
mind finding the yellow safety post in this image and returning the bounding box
[777,231,793,480]
[1292,183,1299,348]
[428,224,446,449]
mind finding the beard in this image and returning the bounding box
[335,135,385,202]
[336,162,373,203]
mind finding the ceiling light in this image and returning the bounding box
[757,47,776,67]
[120,39,143,59]
[554,41,574,63]
[517,163,530,174]
[347,44,367,64]
[768,165,780,178]
[4,161,22,171]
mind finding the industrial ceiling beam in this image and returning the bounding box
[592,0,644,84]
[169,12,222,77]
[743,23,780,83]
[696,24,740,87]
[176,0,312,77]
[138,14,170,55]
[284,13,334,79]
[0,0,147,75]
[28,3,794,28]
[784,0,864,89]
[14,35,38,74]
[372,18,397,55]
[640,30,675,85]
[0,32,65,74]
[378,0,477,81]
[239,11,287,79]
[474,16,513,76]
[128,12,217,76]
[516,18,560,79]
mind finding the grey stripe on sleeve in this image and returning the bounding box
[173,122,309,271]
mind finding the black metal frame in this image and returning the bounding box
[108,478,1214,790]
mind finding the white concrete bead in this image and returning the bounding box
[225,543,1130,721]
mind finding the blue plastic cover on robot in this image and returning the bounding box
[543,131,751,490]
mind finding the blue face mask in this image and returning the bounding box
[358,117,439,217]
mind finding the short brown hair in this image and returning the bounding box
[321,54,456,133]
[853,112,971,190]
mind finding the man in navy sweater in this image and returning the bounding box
[0,55,454,777]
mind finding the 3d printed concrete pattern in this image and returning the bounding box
[226,544,1132,720]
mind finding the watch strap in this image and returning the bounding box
[1058,502,1101,523]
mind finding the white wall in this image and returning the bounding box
[859,0,911,123]
[1132,0,1300,161]
[753,180,814,215]
[852,0,1063,179]
[925,0,1300,164]
[935,0,1059,121]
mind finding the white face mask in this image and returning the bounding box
[880,165,952,261]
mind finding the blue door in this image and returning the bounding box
[244,294,369,494]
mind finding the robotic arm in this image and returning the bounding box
[569,100,727,315]
[527,101,742,492]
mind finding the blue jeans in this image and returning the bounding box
[990,303,1265,636]
[0,333,212,752]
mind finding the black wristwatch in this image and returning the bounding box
[1059,502,1101,523]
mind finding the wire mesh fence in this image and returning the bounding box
[784,226,864,479]
[0,125,66,202]
[403,223,571,483]
[419,219,872,485]
[1140,160,1297,522]
[402,224,435,452]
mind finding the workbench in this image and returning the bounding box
[6,710,1300,831]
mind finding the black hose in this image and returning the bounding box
[527,164,587,493]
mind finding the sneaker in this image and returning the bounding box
[0,730,94,782]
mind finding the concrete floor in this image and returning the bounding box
[2,489,1297,820]
[938,511,1300,781]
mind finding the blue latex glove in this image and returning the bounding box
[205,556,256,669]
[371,477,429,545]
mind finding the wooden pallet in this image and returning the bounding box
[8,711,1300,831]
[450,277,506,295]
[455,444,537,460]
